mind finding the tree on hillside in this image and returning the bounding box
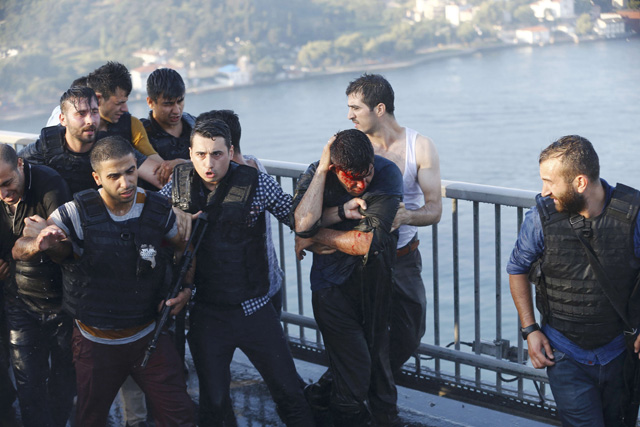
[576,13,593,35]
[574,0,592,15]
[456,22,478,43]
[334,33,364,64]
[513,5,538,25]
[297,40,333,69]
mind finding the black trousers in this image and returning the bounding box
[389,247,426,373]
[6,304,75,427]
[0,296,17,422]
[312,275,397,426]
[188,301,314,427]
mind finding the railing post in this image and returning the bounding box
[452,198,460,379]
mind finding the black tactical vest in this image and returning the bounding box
[96,112,133,143]
[141,113,195,160]
[171,162,269,306]
[39,126,97,195]
[62,189,171,329]
[533,184,640,349]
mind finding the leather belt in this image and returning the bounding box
[397,239,419,258]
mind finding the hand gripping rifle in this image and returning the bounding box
[141,212,208,368]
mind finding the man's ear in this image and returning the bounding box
[96,93,103,106]
[375,102,386,117]
[92,171,101,187]
[146,96,154,109]
[575,174,589,194]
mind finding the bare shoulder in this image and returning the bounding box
[414,133,440,170]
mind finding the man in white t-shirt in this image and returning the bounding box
[23,136,196,426]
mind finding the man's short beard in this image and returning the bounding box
[558,185,586,214]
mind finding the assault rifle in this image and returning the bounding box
[141,212,208,368]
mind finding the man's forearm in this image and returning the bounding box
[405,200,442,227]
[509,273,537,327]
[294,169,328,232]
[12,237,42,261]
[312,228,373,256]
[138,158,163,189]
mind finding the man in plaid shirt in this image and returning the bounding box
[161,114,314,427]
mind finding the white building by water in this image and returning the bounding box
[516,26,551,44]
[530,0,575,20]
[413,0,446,21]
[594,13,626,37]
[445,4,474,26]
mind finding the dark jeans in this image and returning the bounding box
[72,327,196,427]
[312,279,397,426]
[389,247,426,373]
[0,297,17,422]
[188,301,314,427]
[547,349,628,427]
[5,304,74,427]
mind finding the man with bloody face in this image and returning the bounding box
[293,129,403,426]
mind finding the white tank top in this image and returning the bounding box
[397,128,424,248]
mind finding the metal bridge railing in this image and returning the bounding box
[260,159,557,424]
[4,132,557,424]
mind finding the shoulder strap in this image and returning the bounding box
[40,125,65,162]
[216,164,259,224]
[535,193,569,226]
[183,113,196,128]
[74,189,109,227]
[141,191,171,231]
[570,215,636,333]
[608,183,640,224]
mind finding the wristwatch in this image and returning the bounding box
[337,203,347,221]
[521,323,540,340]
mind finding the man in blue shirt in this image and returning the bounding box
[293,129,403,426]
[507,135,640,426]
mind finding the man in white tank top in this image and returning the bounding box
[345,73,442,374]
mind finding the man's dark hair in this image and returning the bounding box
[87,61,132,98]
[60,86,99,114]
[146,68,185,102]
[71,75,88,87]
[0,144,19,170]
[345,73,395,116]
[330,129,375,175]
[539,135,600,183]
[90,136,135,171]
[192,113,232,150]
[201,110,241,153]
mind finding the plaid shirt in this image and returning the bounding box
[159,170,292,316]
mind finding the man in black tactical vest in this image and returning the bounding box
[161,115,314,426]
[21,86,160,195]
[0,144,73,427]
[141,68,193,171]
[24,136,196,426]
[508,135,640,426]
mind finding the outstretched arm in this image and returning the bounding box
[17,221,72,264]
[392,134,442,231]
[12,215,50,261]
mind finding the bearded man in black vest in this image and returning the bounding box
[508,135,640,426]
